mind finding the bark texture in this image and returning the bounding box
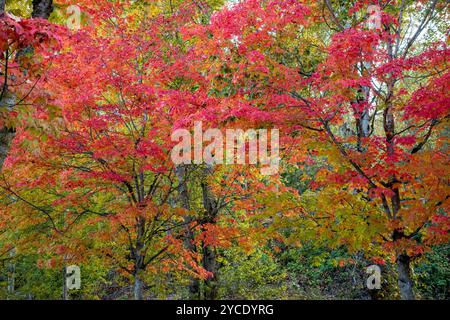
[176,165,200,299]
[32,0,54,19]
[200,165,219,300]
[0,0,5,15]
[397,254,415,300]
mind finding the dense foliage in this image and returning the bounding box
[0,0,448,300]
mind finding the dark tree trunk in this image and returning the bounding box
[0,128,14,169]
[32,0,54,19]
[397,254,415,300]
[133,274,143,300]
[7,249,15,296]
[133,217,146,300]
[354,85,371,152]
[202,245,218,300]
[200,165,219,300]
[176,165,200,299]
[384,91,415,300]
[384,95,416,300]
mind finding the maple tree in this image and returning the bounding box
[1,0,250,300]
[0,0,448,301]
[297,0,449,300]
[179,0,449,300]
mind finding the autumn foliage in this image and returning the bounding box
[0,0,448,300]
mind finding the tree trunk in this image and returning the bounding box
[7,249,15,297]
[133,273,144,300]
[200,165,219,300]
[0,128,15,169]
[133,216,146,300]
[397,254,415,300]
[176,165,200,299]
[384,94,416,300]
[203,245,218,300]
[62,266,69,300]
